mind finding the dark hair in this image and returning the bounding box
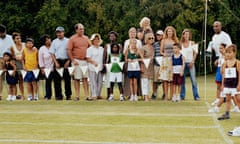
[0,24,6,33]
[220,43,226,48]
[173,43,181,49]
[26,38,34,43]
[12,32,21,40]
[110,43,120,54]
[108,31,118,38]
[3,52,12,58]
[40,34,50,45]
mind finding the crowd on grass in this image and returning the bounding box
[1,17,240,136]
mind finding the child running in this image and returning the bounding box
[125,39,143,101]
[107,43,124,101]
[172,43,185,102]
[22,38,38,101]
[4,52,18,101]
[218,44,240,120]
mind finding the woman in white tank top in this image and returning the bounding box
[10,32,25,100]
[180,29,200,100]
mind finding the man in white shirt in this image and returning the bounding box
[211,21,232,58]
[0,24,14,100]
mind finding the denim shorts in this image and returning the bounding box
[127,71,140,79]
[24,71,37,82]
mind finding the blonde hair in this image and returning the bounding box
[129,39,138,53]
[139,17,151,28]
[128,27,136,33]
[144,32,154,44]
[180,29,192,43]
[163,26,178,43]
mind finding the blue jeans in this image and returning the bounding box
[180,63,200,100]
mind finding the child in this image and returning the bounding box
[107,43,124,101]
[4,52,18,101]
[218,44,240,120]
[172,43,185,102]
[211,43,226,106]
[125,39,143,101]
[86,33,104,100]
[22,38,38,101]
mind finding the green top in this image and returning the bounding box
[110,54,123,73]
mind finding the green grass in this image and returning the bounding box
[0,75,239,144]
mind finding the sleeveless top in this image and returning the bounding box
[181,42,194,63]
[127,50,140,71]
[12,43,25,59]
[163,42,174,57]
[172,54,183,74]
[110,54,122,73]
[23,48,38,71]
[224,61,238,88]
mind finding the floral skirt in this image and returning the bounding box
[158,57,173,81]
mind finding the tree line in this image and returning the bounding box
[0,0,240,74]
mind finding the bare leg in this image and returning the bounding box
[19,76,24,99]
[133,78,138,96]
[74,80,80,98]
[82,78,89,98]
[163,81,168,101]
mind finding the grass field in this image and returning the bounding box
[0,74,239,144]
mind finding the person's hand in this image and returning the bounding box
[64,60,70,68]
[55,62,60,69]
[189,62,194,69]
[72,60,78,66]
[41,68,45,74]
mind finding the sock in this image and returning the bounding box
[226,111,229,116]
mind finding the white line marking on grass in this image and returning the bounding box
[205,102,233,144]
[0,139,193,144]
[0,121,219,129]
[0,111,211,117]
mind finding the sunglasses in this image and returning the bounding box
[148,37,154,40]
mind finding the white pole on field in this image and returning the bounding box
[204,0,208,101]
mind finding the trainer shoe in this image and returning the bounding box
[34,95,39,101]
[230,106,240,113]
[211,99,220,106]
[151,93,157,100]
[6,95,12,101]
[11,96,16,101]
[172,95,176,102]
[176,95,181,102]
[27,96,32,101]
[228,127,240,136]
[108,95,114,101]
[217,114,230,120]
[208,107,219,113]
[129,95,134,101]
[134,95,138,101]
[119,94,124,101]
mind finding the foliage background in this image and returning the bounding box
[0,0,239,73]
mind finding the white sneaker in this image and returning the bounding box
[211,99,220,106]
[172,95,176,102]
[34,95,38,101]
[134,95,138,101]
[230,106,240,112]
[6,95,12,101]
[176,96,181,102]
[119,94,124,101]
[11,96,16,101]
[228,127,240,136]
[27,96,32,101]
[129,95,134,101]
[208,107,219,113]
[108,95,114,101]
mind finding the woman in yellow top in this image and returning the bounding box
[22,38,38,101]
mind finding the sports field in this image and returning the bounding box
[0,75,239,144]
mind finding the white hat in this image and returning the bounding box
[156,30,164,35]
[90,33,103,45]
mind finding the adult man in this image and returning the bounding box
[210,21,232,58]
[151,30,164,100]
[103,31,122,99]
[0,24,14,100]
[67,23,91,101]
[49,26,72,100]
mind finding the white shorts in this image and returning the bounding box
[223,88,239,96]
[73,59,88,80]
[109,72,122,83]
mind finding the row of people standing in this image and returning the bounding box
[0,19,200,101]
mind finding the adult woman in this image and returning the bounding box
[159,26,179,101]
[10,32,25,100]
[180,29,200,100]
[139,17,153,44]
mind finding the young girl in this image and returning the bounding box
[218,44,240,120]
[86,33,104,100]
[125,39,143,101]
[107,43,124,101]
[4,52,18,101]
[172,43,185,102]
[22,38,38,101]
[139,32,155,101]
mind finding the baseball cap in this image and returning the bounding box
[156,30,164,35]
[56,26,64,32]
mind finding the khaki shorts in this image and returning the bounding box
[153,65,161,82]
[73,59,88,80]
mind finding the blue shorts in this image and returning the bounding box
[127,71,140,79]
[215,67,222,82]
[24,71,38,82]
